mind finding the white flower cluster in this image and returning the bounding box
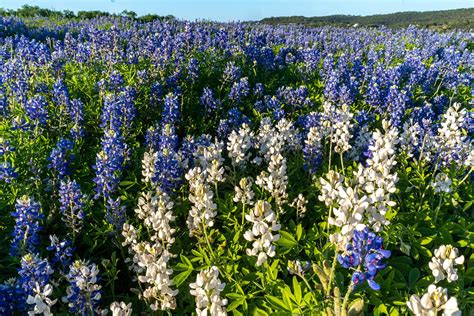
[122,153,178,315]
[407,245,464,316]
[26,283,57,316]
[233,177,255,206]
[122,187,178,310]
[320,102,354,153]
[244,200,281,266]
[195,140,226,184]
[331,104,354,153]
[141,149,158,184]
[186,167,218,236]
[290,194,308,218]
[189,266,228,316]
[407,285,460,316]
[227,123,254,166]
[430,173,452,194]
[319,121,399,246]
[355,120,399,232]
[435,102,472,167]
[429,245,464,283]
[253,118,295,206]
[110,301,133,316]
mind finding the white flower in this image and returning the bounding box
[244,201,281,266]
[434,102,472,167]
[186,167,218,236]
[141,149,157,184]
[189,266,228,316]
[26,283,57,315]
[429,245,464,283]
[233,177,255,206]
[407,284,460,316]
[110,301,133,316]
[227,123,254,166]
[290,194,308,218]
[430,173,452,194]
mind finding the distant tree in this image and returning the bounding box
[121,10,137,19]
[63,10,75,18]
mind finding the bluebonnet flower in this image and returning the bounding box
[264,96,285,120]
[200,87,221,114]
[16,253,54,312]
[385,85,408,128]
[187,58,199,81]
[47,235,74,272]
[52,78,69,108]
[223,61,241,83]
[10,196,44,257]
[254,83,264,98]
[0,281,16,315]
[105,197,127,230]
[337,228,391,291]
[64,260,102,315]
[93,129,128,200]
[24,95,48,126]
[0,80,7,116]
[109,70,124,91]
[68,99,85,140]
[162,92,180,125]
[59,179,86,234]
[179,134,212,170]
[0,139,15,155]
[100,88,137,135]
[151,94,182,193]
[217,108,250,140]
[48,138,75,179]
[228,77,250,103]
[11,116,30,131]
[0,162,18,183]
[276,86,312,110]
[150,82,164,105]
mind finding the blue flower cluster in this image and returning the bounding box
[10,196,44,257]
[64,260,102,315]
[48,137,75,179]
[24,94,48,126]
[338,228,391,291]
[152,92,182,193]
[59,179,87,233]
[200,87,221,114]
[16,253,54,310]
[47,235,74,272]
[217,107,250,139]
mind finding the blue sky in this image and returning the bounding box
[1,0,473,21]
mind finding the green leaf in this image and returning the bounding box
[409,268,420,288]
[227,298,244,311]
[292,276,302,304]
[172,269,192,287]
[348,298,364,316]
[266,295,290,311]
[277,231,298,249]
[296,224,303,241]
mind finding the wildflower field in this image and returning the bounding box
[0,15,472,315]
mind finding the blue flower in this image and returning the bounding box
[16,253,54,312]
[24,95,48,126]
[338,228,391,291]
[47,235,74,272]
[64,260,102,315]
[48,138,75,179]
[10,196,44,257]
[59,179,86,233]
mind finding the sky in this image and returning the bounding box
[1,0,473,21]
